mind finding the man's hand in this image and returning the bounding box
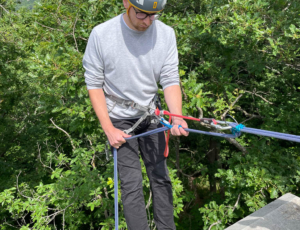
[87,89,132,149]
[105,127,132,149]
[170,118,189,137]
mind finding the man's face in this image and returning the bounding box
[127,6,153,31]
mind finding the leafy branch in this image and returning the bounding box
[208,193,241,230]
[50,118,75,150]
[0,4,9,14]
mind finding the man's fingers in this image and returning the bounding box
[107,128,131,149]
[171,126,181,136]
[110,137,127,148]
[123,133,132,138]
[119,137,126,143]
[171,125,189,136]
[179,127,189,136]
[112,142,123,148]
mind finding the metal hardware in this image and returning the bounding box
[211,120,232,130]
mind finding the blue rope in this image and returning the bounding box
[126,127,170,140]
[229,123,300,143]
[113,125,240,229]
[113,121,300,229]
[113,148,118,230]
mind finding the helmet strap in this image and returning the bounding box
[126,4,132,16]
[126,4,135,29]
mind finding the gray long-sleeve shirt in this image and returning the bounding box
[83,14,179,119]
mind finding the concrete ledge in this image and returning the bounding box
[225,193,300,230]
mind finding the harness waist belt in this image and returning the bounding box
[105,94,155,112]
[105,93,161,134]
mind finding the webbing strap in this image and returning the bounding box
[105,94,155,112]
[106,94,159,134]
[123,112,150,134]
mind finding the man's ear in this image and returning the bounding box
[123,0,129,9]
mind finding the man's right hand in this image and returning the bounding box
[87,89,132,149]
[105,127,132,149]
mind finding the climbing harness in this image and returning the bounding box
[111,108,300,230]
[105,93,161,134]
[105,93,157,113]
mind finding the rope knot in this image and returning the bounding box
[231,124,245,135]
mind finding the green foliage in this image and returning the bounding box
[17,0,36,9]
[164,0,300,229]
[1,0,300,229]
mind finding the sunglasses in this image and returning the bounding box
[132,7,161,21]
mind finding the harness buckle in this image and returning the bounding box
[123,130,130,134]
[130,102,136,108]
[120,100,127,108]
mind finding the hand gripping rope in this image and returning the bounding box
[154,109,239,157]
[112,109,300,230]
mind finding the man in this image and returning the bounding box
[83,0,188,229]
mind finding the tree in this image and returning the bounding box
[0,0,299,229]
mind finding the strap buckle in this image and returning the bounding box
[119,100,128,108]
[130,102,137,108]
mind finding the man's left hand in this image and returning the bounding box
[171,118,189,136]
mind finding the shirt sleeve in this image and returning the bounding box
[82,28,104,90]
[159,29,180,90]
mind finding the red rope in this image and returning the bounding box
[163,110,201,121]
[156,109,214,157]
[163,115,172,157]
[155,109,201,122]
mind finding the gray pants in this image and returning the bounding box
[111,116,176,230]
